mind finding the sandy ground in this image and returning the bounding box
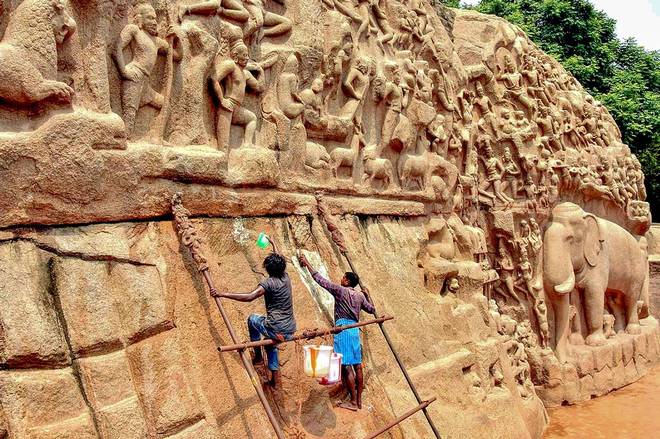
[544,365,660,438]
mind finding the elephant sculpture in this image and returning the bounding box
[541,203,647,361]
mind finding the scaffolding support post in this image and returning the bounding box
[316,193,442,439]
[171,193,286,439]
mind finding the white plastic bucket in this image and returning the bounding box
[325,353,343,384]
[303,345,333,378]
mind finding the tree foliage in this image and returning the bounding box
[449,0,660,218]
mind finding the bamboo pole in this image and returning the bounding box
[315,193,442,439]
[171,193,285,439]
[219,315,394,352]
[363,398,437,439]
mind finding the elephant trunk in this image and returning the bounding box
[543,224,576,295]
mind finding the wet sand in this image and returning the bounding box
[544,365,660,438]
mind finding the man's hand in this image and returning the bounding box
[220,98,235,111]
[297,254,311,269]
[209,288,223,298]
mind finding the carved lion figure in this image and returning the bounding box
[0,0,76,105]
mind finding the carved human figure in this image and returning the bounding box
[478,139,515,205]
[496,238,522,304]
[375,63,406,154]
[341,56,373,143]
[178,0,250,23]
[498,54,536,114]
[113,3,181,138]
[520,53,550,106]
[501,146,521,199]
[242,0,292,44]
[535,299,550,348]
[0,0,77,105]
[277,53,305,120]
[369,0,395,49]
[474,83,497,133]
[210,40,264,150]
[536,106,562,151]
[543,203,647,362]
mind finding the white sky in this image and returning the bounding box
[460,0,660,51]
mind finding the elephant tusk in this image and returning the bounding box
[554,271,575,294]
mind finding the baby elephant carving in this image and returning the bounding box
[0,0,77,105]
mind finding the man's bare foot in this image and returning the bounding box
[339,401,358,411]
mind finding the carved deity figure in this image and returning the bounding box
[501,146,521,199]
[341,56,373,143]
[497,54,535,114]
[496,238,521,304]
[375,63,406,154]
[478,139,515,205]
[474,83,497,133]
[113,3,181,139]
[210,40,264,150]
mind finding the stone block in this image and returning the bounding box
[109,264,172,343]
[533,385,563,408]
[167,420,218,439]
[227,147,280,187]
[27,414,97,439]
[78,351,136,409]
[634,354,649,376]
[0,242,69,367]
[592,366,614,396]
[97,397,148,439]
[0,369,94,437]
[624,360,639,383]
[126,332,203,435]
[610,340,623,367]
[592,343,614,371]
[611,362,627,389]
[51,258,123,356]
[572,348,594,377]
[632,332,648,359]
[578,374,595,400]
[621,336,634,364]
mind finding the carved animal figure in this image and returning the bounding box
[305,141,331,170]
[329,137,362,178]
[541,203,647,362]
[0,0,76,105]
[400,152,428,191]
[362,145,393,188]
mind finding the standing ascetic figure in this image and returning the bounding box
[210,40,264,150]
[113,3,181,139]
[542,203,648,362]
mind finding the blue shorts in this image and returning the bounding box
[334,318,362,366]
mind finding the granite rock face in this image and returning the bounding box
[0,1,656,438]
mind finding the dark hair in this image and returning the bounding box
[344,272,359,288]
[264,253,286,278]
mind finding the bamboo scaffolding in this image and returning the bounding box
[219,315,394,352]
[364,398,437,439]
[171,193,286,439]
[315,193,443,439]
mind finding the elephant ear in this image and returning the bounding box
[583,214,603,267]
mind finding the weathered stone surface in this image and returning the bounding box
[0,0,657,437]
[0,241,69,368]
[0,369,95,437]
[126,332,204,436]
[51,258,123,356]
